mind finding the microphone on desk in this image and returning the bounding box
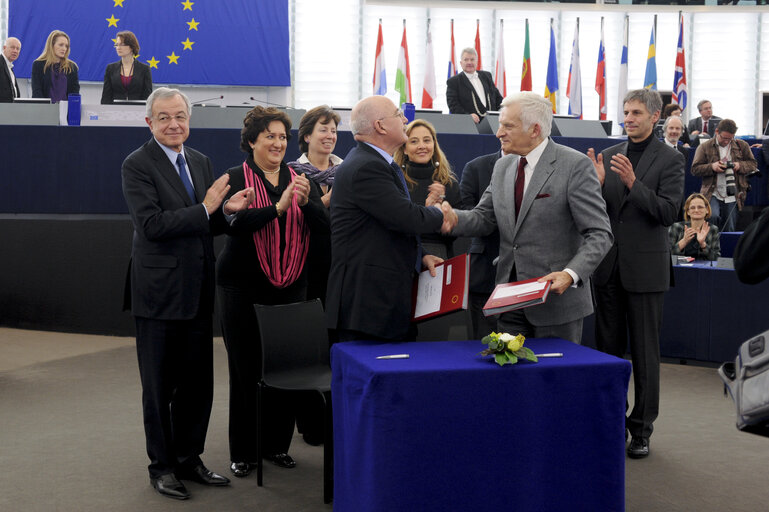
[248,97,292,109]
[191,95,224,106]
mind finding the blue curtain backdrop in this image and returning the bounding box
[9,0,290,86]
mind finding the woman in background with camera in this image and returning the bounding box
[691,118,757,232]
[669,193,720,261]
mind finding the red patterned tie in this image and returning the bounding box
[514,156,527,218]
[702,119,708,135]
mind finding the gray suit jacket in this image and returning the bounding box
[453,139,612,326]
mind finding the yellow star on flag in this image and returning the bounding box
[111,37,118,45]
[181,0,194,11]
[181,38,195,51]
[106,14,120,27]
[187,18,200,31]
[113,0,125,7]
[147,57,160,69]
[167,52,180,65]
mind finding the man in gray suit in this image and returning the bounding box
[441,92,612,344]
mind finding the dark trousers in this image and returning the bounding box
[594,270,664,439]
[135,313,213,478]
[217,285,296,461]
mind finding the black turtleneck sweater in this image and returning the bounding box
[626,132,655,171]
[405,162,464,253]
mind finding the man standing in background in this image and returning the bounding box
[588,89,684,459]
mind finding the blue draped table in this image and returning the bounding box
[331,338,631,512]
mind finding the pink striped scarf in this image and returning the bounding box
[243,162,309,288]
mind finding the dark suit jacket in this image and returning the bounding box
[459,151,501,294]
[31,60,79,99]
[326,142,444,340]
[0,57,20,102]
[595,138,685,293]
[688,116,721,136]
[734,205,769,284]
[446,71,503,116]
[101,60,153,104]
[121,138,227,320]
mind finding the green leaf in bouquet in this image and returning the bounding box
[518,346,538,362]
[481,334,493,345]
[505,351,518,365]
[494,353,508,366]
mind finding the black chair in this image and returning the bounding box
[253,299,333,503]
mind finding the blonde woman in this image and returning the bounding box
[669,193,721,261]
[394,119,463,258]
[31,30,79,102]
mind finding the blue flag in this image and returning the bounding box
[9,0,290,86]
[644,22,657,90]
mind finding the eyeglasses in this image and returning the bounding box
[688,205,707,210]
[378,109,405,121]
[114,43,128,47]
[154,114,189,124]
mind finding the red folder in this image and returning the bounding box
[482,277,552,317]
[411,254,470,322]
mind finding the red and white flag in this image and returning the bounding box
[495,19,507,96]
[422,22,436,108]
[474,19,482,71]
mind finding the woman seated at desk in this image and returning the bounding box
[101,30,152,104]
[31,30,79,103]
[669,193,721,261]
[393,119,463,259]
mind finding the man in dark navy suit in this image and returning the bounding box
[326,95,445,342]
[122,87,254,500]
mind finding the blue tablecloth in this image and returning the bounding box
[719,232,741,258]
[331,339,631,512]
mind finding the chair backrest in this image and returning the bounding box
[254,299,330,379]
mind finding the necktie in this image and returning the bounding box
[702,120,708,135]
[514,156,527,219]
[176,153,196,202]
[390,161,423,273]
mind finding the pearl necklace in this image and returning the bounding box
[262,168,280,175]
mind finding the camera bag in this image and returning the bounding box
[719,329,769,432]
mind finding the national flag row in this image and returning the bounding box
[373,15,688,121]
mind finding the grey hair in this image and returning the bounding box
[460,47,477,58]
[145,87,191,119]
[623,89,662,116]
[697,99,711,112]
[501,92,553,139]
[663,115,684,132]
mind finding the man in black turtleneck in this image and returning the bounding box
[587,89,684,459]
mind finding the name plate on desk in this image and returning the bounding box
[78,104,147,126]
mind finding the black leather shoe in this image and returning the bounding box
[230,461,255,478]
[151,474,190,500]
[627,437,650,459]
[176,464,231,486]
[266,453,296,469]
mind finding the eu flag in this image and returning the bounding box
[9,0,290,86]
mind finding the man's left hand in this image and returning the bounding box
[422,254,444,277]
[609,153,636,189]
[538,271,573,295]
